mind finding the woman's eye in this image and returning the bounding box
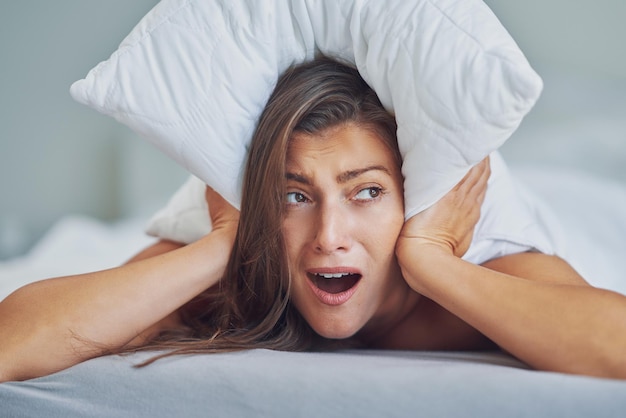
[354,187,382,201]
[286,192,308,204]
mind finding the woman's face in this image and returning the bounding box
[282,122,414,340]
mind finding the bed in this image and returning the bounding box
[2,0,626,416]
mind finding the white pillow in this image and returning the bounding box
[144,175,211,244]
[70,0,542,219]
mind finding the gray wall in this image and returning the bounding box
[485,0,626,181]
[1,0,625,259]
[0,1,187,258]
[485,0,626,79]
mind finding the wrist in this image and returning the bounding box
[396,235,454,263]
[210,223,237,246]
[192,227,236,279]
[396,238,456,296]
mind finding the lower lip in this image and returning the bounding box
[306,274,360,306]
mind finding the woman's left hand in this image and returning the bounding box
[397,157,490,259]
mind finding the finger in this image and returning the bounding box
[456,157,489,189]
[455,158,489,201]
[204,185,214,206]
[205,186,233,209]
[475,179,488,206]
[471,161,490,205]
[450,161,487,214]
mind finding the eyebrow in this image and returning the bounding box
[285,165,392,185]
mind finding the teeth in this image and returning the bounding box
[317,273,351,279]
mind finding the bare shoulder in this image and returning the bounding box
[481,252,588,286]
[369,296,496,351]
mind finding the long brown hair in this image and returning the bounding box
[133,57,400,361]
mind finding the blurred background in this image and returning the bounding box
[0,0,183,260]
[0,0,625,260]
[489,0,626,181]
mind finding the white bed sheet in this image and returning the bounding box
[0,216,155,301]
[2,348,625,418]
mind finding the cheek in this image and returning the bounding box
[370,198,405,244]
[282,217,306,263]
[373,219,403,257]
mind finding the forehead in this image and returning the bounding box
[286,123,399,170]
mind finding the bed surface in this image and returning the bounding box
[2,349,626,418]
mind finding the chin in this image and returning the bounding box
[307,318,362,340]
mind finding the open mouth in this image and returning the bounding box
[308,272,362,295]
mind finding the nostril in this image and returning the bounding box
[314,206,351,253]
[314,241,349,254]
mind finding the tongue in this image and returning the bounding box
[315,275,359,294]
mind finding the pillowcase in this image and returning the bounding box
[145,175,212,244]
[70,0,542,219]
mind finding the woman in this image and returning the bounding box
[1,58,625,382]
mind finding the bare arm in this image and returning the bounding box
[0,187,237,382]
[396,159,626,379]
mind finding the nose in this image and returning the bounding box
[313,201,352,254]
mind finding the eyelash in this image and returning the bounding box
[286,191,309,205]
[285,186,385,206]
[353,186,384,201]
